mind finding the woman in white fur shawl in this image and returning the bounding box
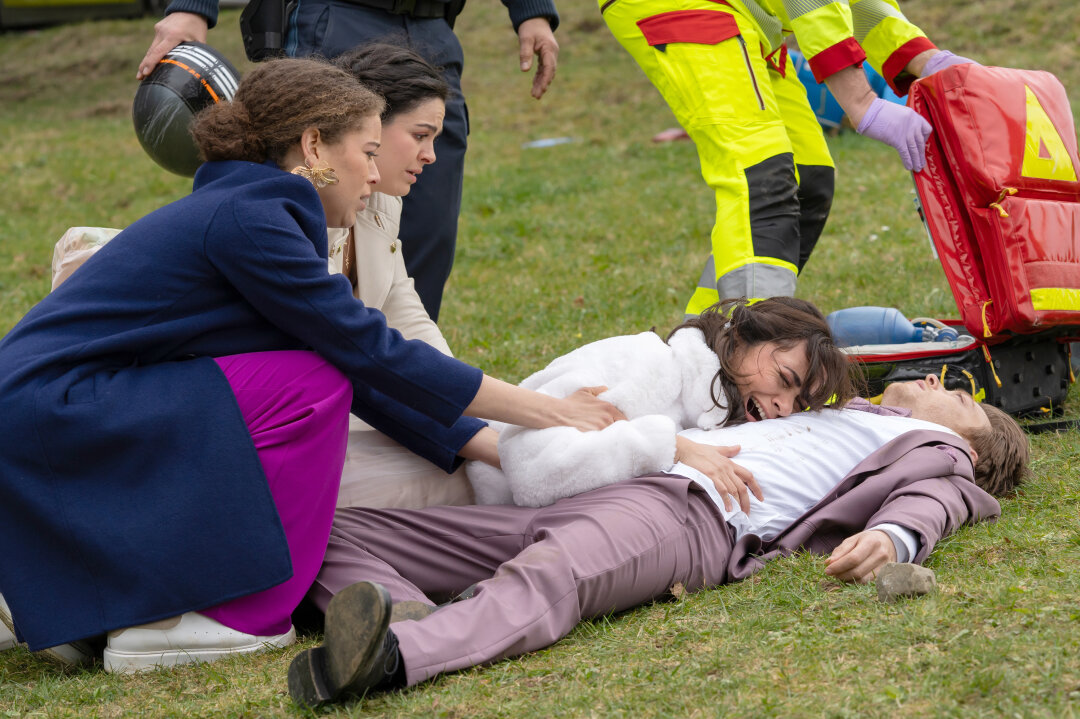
[467,297,858,510]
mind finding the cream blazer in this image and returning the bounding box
[328,192,451,356]
[328,192,473,509]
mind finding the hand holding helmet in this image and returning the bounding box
[132,42,241,177]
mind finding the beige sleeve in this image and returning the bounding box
[380,243,454,356]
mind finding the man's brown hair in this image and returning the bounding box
[967,403,1030,497]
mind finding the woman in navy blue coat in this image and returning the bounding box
[0,58,621,672]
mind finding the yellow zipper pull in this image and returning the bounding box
[981,344,1003,388]
[980,300,993,338]
[988,187,1017,217]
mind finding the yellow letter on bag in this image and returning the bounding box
[1021,85,1078,182]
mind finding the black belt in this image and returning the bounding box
[342,0,449,19]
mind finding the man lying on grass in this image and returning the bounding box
[288,375,1030,708]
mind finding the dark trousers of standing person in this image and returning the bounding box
[287,1,468,321]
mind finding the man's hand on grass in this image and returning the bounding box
[824,530,897,583]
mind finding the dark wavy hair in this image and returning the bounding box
[333,41,449,123]
[191,57,384,167]
[668,297,861,425]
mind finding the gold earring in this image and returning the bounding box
[291,159,339,189]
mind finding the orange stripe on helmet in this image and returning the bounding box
[159,58,222,104]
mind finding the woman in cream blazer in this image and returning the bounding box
[330,43,481,509]
[329,190,476,509]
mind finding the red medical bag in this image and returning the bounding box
[851,64,1080,416]
[910,63,1080,337]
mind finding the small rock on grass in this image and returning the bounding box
[876,562,937,602]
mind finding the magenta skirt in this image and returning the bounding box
[201,351,351,636]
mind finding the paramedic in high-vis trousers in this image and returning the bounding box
[601,0,973,314]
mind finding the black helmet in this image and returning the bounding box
[132,41,241,177]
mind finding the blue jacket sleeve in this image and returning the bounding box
[501,0,559,32]
[351,386,487,471]
[165,0,219,28]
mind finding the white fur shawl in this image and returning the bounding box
[466,328,728,507]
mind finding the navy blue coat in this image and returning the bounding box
[0,161,484,649]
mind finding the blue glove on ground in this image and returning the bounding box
[921,50,978,76]
[856,98,933,172]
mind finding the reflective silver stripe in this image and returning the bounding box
[694,254,717,291]
[783,0,842,22]
[692,256,797,300]
[850,0,905,42]
[716,262,797,299]
[168,45,239,100]
[730,0,784,52]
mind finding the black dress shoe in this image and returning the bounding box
[288,581,405,708]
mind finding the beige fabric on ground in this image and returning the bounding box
[338,415,474,509]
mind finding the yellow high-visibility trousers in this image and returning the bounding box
[601,0,835,314]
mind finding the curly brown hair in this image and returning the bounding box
[967,403,1030,497]
[190,57,384,167]
[669,297,861,425]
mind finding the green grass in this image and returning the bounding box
[2,1,1080,716]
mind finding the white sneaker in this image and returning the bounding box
[0,591,18,651]
[0,619,15,651]
[0,591,94,665]
[103,612,296,674]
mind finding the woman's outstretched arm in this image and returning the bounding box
[465,376,626,432]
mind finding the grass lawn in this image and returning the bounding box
[2,0,1080,716]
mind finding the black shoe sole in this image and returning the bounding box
[287,581,392,708]
[288,647,334,707]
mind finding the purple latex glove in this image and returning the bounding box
[856,98,933,172]
[921,50,978,77]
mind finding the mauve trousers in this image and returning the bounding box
[311,476,735,685]
[202,351,351,637]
